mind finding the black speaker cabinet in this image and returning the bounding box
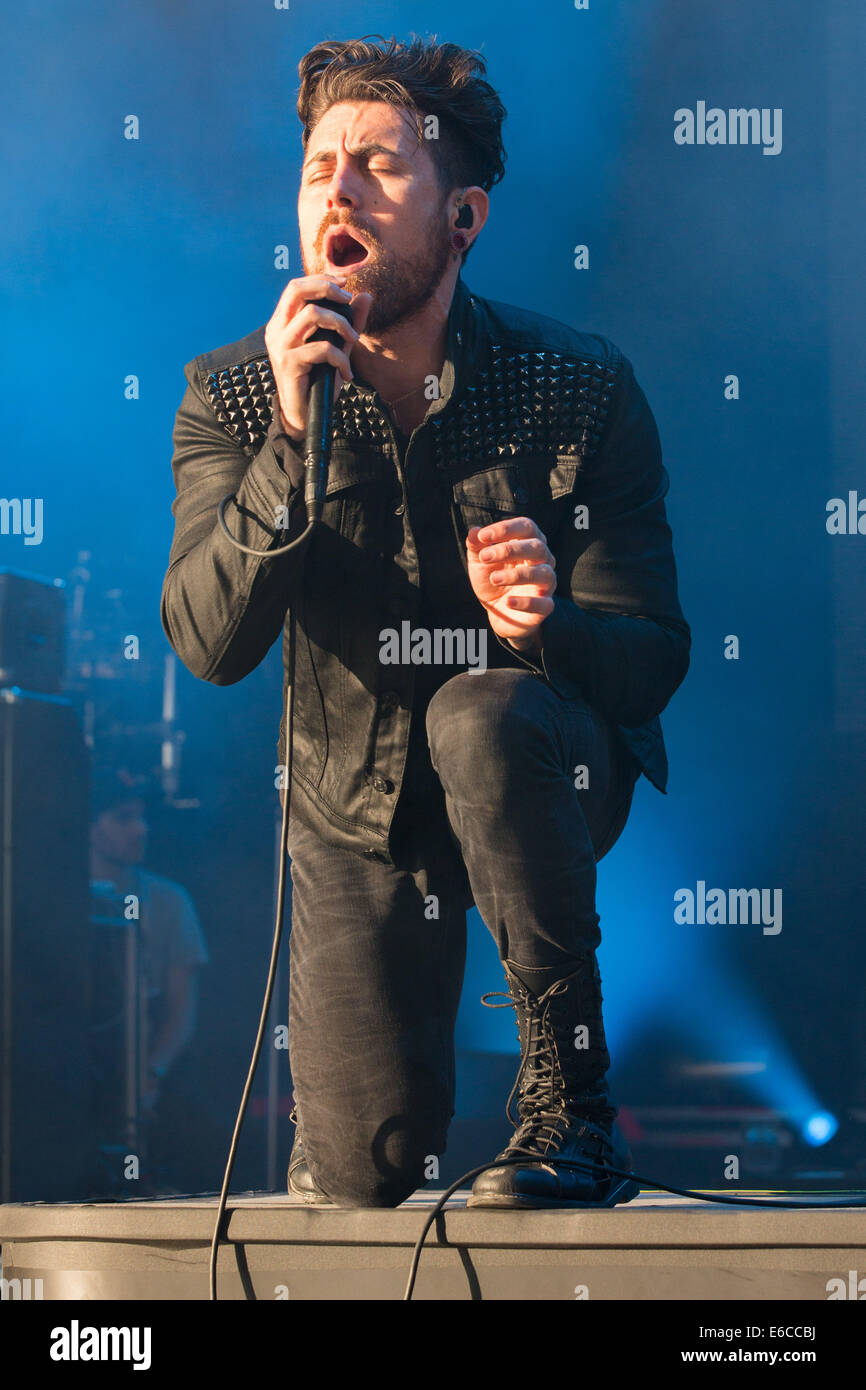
[0,569,66,695]
[0,687,91,1200]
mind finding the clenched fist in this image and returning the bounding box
[264,274,373,443]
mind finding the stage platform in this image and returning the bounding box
[2,1190,865,1300]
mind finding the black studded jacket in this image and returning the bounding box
[161,276,690,861]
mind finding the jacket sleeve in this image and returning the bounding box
[499,351,691,727]
[160,358,313,685]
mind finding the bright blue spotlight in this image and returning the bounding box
[802,1111,838,1146]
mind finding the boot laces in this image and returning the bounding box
[481,975,614,1161]
[506,1111,614,1165]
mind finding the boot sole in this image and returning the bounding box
[288,1186,333,1205]
[466,1176,641,1210]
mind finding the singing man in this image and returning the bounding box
[161,35,690,1209]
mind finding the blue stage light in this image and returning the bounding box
[802,1111,838,1146]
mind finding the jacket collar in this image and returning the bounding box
[440,273,485,412]
[348,273,483,422]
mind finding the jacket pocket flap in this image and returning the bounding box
[324,449,381,495]
[453,454,583,510]
[453,464,525,511]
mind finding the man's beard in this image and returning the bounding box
[306,211,453,335]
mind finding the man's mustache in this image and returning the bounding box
[313,212,385,258]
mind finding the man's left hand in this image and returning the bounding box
[466,518,556,653]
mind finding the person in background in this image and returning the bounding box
[89,768,208,1118]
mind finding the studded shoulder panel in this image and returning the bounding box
[429,343,621,470]
[202,356,391,459]
[202,341,622,465]
[202,358,277,458]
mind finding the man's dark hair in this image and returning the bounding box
[297,34,507,204]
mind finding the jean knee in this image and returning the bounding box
[311,1166,420,1210]
[306,1120,446,1209]
[426,668,558,771]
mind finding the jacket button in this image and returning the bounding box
[371,774,394,794]
[394,502,405,516]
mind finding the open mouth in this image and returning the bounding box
[324,226,371,269]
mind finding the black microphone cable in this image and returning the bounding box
[205,578,299,1301]
[207,317,346,1298]
[403,1157,866,1300]
[206,299,354,1297]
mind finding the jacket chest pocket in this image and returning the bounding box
[452,453,582,537]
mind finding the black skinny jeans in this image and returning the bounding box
[286,666,640,1207]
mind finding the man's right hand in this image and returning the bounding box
[264,275,373,445]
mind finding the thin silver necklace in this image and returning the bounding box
[383,382,426,409]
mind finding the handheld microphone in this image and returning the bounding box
[304,297,354,524]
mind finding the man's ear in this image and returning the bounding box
[449,185,489,251]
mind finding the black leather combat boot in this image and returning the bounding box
[286,1105,332,1204]
[467,957,640,1209]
